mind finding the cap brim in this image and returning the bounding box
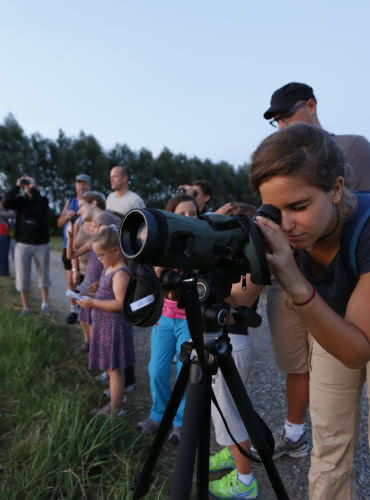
[263,105,289,120]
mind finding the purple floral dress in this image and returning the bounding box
[79,249,103,324]
[89,266,135,371]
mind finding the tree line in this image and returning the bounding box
[0,113,258,226]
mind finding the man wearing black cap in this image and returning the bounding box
[264,82,370,190]
[57,173,91,323]
[256,84,370,467]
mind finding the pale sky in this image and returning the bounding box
[1,1,370,168]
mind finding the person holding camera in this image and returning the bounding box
[3,175,51,315]
[250,123,370,500]
[177,180,213,215]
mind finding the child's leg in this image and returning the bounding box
[229,441,252,474]
[149,316,176,422]
[107,368,125,411]
[80,321,91,344]
[173,319,191,427]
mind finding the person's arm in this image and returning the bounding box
[57,200,75,228]
[3,186,21,210]
[255,216,370,368]
[226,275,264,311]
[67,221,91,259]
[78,269,129,312]
[214,202,234,215]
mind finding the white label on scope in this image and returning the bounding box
[130,294,155,312]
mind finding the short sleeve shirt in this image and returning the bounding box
[106,190,145,216]
[296,219,370,317]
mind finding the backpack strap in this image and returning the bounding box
[342,192,370,279]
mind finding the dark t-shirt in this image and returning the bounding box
[3,187,49,245]
[296,219,370,317]
[332,134,370,191]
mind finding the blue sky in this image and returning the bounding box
[1,1,370,168]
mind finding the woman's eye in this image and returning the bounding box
[293,205,308,211]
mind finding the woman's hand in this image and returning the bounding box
[88,281,99,295]
[255,216,312,301]
[77,297,95,309]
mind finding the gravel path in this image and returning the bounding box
[25,251,369,499]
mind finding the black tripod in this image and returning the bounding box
[132,276,289,500]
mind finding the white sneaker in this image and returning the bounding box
[95,371,109,383]
[103,388,128,405]
[41,303,50,316]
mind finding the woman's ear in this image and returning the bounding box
[332,177,344,204]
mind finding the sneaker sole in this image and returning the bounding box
[274,443,310,460]
[209,492,257,499]
[209,464,236,473]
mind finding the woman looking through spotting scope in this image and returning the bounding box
[250,123,370,500]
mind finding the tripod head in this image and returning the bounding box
[161,268,262,333]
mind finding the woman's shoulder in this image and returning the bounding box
[356,218,370,275]
[108,265,131,279]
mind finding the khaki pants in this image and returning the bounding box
[309,340,366,500]
[267,279,369,500]
[14,242,50,292]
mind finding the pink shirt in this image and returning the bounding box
[162,298,187,320]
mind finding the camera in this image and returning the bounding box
[20,178,31,186]
[119,205,280,285]
[119,205,280,330]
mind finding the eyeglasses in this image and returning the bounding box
[269,102,307,128]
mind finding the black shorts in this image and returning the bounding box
[62,248,72,271]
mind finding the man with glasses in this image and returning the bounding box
[264,82,370,190]
[253,82,370,462]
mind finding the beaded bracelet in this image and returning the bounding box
[292,286,316,307]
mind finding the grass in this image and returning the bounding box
[49,235,63,252]
[0,277,170,500]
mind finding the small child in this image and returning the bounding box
[78,225,135,416]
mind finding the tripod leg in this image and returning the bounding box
[133,362,190,499]
[218,351,290,500]
[196,371,212,499]
[171,362,210,500]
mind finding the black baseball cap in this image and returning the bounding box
[264,82,316,120]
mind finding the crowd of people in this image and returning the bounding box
[2,81,370,499]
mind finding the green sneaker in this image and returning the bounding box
[209,470,258,499]
[209,447,236,472]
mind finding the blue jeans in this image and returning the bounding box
[149,315,190,427]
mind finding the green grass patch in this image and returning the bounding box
[0,279,169,499]
[49,235,63,252]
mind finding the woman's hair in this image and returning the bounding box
[165,194,198,214]
[193,179,213,199]
[250,123,356,220]
[91,225,120,251]
[229,202,257,217]
[81,191,106,210]
[94,210,122,227]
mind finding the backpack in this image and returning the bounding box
[342,192,370,279]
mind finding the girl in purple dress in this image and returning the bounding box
[78,226,135,416]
